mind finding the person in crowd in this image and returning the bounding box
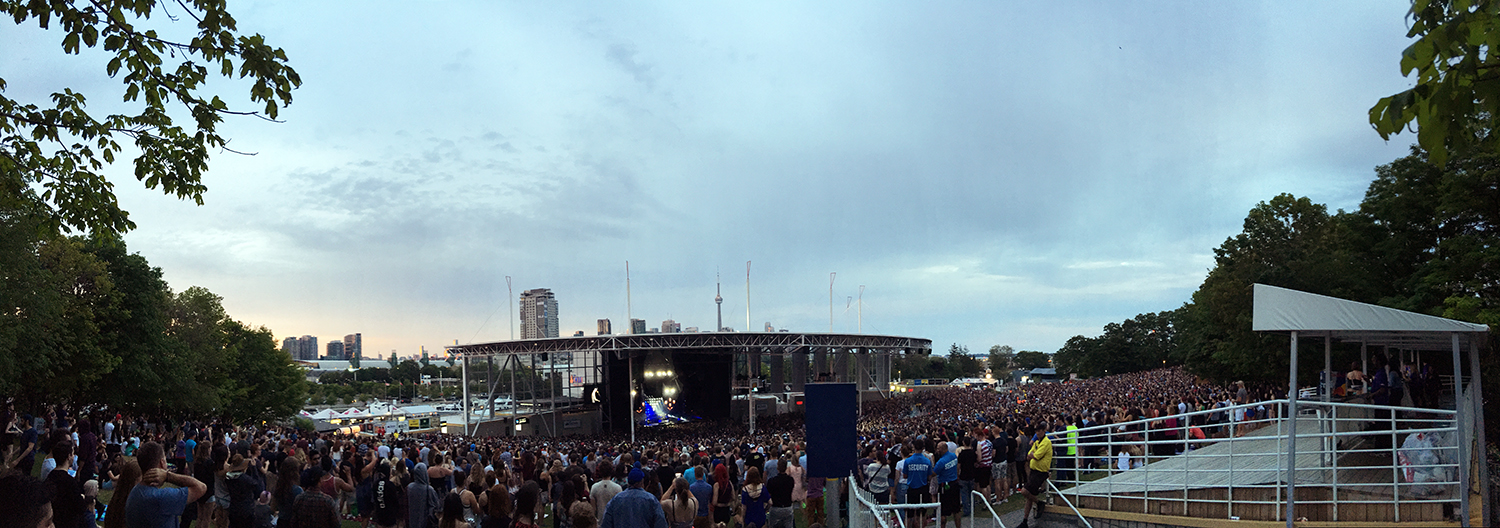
[589,459,621,523]
[764,460,794,528]
[286,466,340,528]
[480,480,512,528]
[224,454,265,528]
[902,440,933,528]
[661,476,698,528]
[599,468,667,528]
[710,464,735,526]
[0,473,54,528]
[127,441,208,528]
[407,463,442,528]
[688,464,714,527]
[45,440,89,528]
[271,457,303,524]
[737,467,768,528]
[102,458,141,528]
[1017,423,1052,528]
[934,441,961,528]
[512,481,542,528]
[440,492,474,528]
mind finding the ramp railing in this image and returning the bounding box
[1043,398,1459,523]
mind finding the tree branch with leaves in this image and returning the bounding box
[0,0,300,234]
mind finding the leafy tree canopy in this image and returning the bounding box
[1013,351,1051,370]
[1,0,299,234]
[1370,0,1500,166]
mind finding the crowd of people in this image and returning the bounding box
[2,356,1435,528]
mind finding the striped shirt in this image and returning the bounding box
[976,439,993,468]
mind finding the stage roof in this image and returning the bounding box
[446,332,932,357]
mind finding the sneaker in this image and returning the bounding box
[1017,520,1030,528]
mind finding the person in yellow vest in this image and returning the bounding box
[1017,422,1051,528]
[1062,417,1079,481]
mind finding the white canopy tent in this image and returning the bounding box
[1252,283,1489,527]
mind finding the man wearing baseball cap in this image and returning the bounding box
[599,467,667,528]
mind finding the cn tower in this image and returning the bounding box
[715,273,724,332]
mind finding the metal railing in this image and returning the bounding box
[1041,398,1460,523]
[1047,478,1094,528]
[848,475,941,528]
[968,491,1008,528]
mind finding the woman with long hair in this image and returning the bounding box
[101,459,140,528]
[272,457,303,524]
[480,482,513,528]
[512,481,541,528]
[660,477,696,528]
[711,464,734,525]
[440,492,475,528]
[787,452,807,510]
[738,467,768,528]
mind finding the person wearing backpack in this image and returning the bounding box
[371,460,403,528]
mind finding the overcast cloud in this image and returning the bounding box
[2,1,1419,357]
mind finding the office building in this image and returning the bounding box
[520,288,559,339]
[662,319,681,333]
[630,318,646,335]
[282,337,298,358]
[297,335,318,361]
[597,319,612,335]
[326,341,344,360]
[343,333,362,361]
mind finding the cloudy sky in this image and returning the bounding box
[5,1,1419,358]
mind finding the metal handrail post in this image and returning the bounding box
[1392,399,1400,522]
[969,490,1007,528]
[1285,331,1299,528]
[1331,404,1339,521]
[1047,478,1094,528]
[1182,414,1189,516]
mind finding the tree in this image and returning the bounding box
[1178,194,1364,383]
[349,350,360,369]
[1369,0,1500,166]
[987,345,1014,378]
[391,359,420,384]
[944,344,984,379]
[1013,351,1050,370]
[0,0,301,235]
[218,319,305,422]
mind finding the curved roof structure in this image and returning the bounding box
[446,332,932,357]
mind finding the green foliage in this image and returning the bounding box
[1178,194,1365,383]
[1369,0,1500,166]
[0,0,301,235]
[0,218,304,420]
[1051,310,1182,378]
[1013,351,1051,370]
[391,359,420,383]
[987,345,1014,379]
[945,344,985,379]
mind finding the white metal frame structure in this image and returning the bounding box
[1052,399,1460,524]
[1252,284,1488,527]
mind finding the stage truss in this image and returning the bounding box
[446,332,931,437]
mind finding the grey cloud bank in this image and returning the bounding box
[3,1,1419,356]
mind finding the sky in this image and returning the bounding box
[3,1,1422,359]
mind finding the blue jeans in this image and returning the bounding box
[895,482,907,504]
[959,479,973,516]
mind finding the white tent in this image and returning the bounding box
[1252,283,1489,527]
[309,409,340,420]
